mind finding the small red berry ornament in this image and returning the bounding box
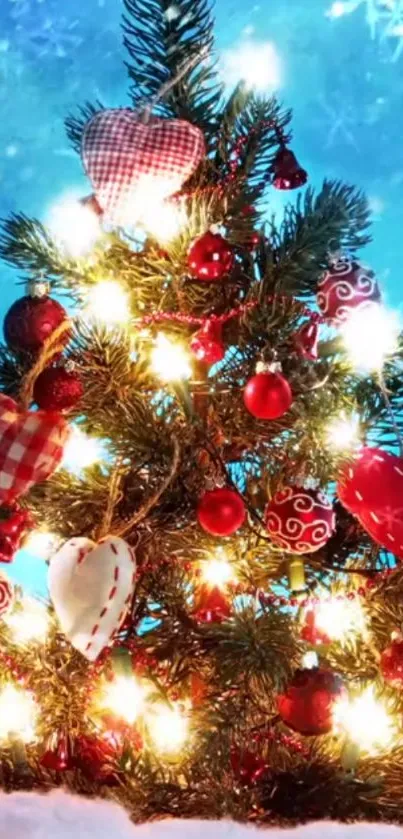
[338,446,403,559]
[272,146,307,191]
[278,668,346,736]
[193,584,231,623]
[197,487,246,536]
[0,506,32,563]
[33,366,84,412]
[4,282,68,354]
[317,257,381,325]
[380,639,403,687]
[244,364,293,421]
[188,231,234,282]
[265,486,336,554]
[190,320,225,365]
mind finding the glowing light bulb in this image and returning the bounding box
[61,427,104,474]
[302,651,319,669]
[341,304,400,373]
[326,413,360,451]
[312,598,366,644]
[84,280,130,326]
[151,333,192,382]
[47,193,102,258]
[149,704,188,754]
[24,529,58,560]
[0,685,37,742]
[140,198,187,245]
[333,686,396,754]
[5,599,50,644]
[201,554,236,588]
[102,676,145,725]
[221,39,282,92]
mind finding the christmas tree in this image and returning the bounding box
[0,0,402,823]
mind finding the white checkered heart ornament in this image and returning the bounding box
[48,536,136,661]
[0,394,69,504]
[82,108,206,227]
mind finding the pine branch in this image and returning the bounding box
[0,213,78,284]
[65,100,104,154]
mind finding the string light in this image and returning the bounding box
[140,197,187,245]
[326,413,360,451]
[151,333,192,382]
[221,39,282,92]
[334,686,396,754]
[302,651,319,669]
[341,304,400,373]
[47,193,102,259]
[310,598,366,644]
[61,426,105,474]
[24,529,58,560]
[84,280,130,326]
[148,703,189,754]
[4,599,50,645]
[0,685,37,742]
[201,552,236,588]
[101,676,145,725]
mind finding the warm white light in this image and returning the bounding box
[341,304,400,372]
[61,427,104,474]
[0,685,37,742]
[334,686,396,754]
[201,555,236,588]
[151,333,192,382]
[302,651,319,669]
[102,676,145,725]
[148,704,188,754]
[221,39,282,92]
[326,413,360,451]
[47,193,102,258]
[24,529,58,560]
[312,598,366,643]
[326,1,347,17]
[84,280,130,326]
[5,599,50,645]
[140,195,187,245]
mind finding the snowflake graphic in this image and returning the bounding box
[15,15,83,59]
[326,0,403,61]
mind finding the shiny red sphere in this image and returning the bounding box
[33,366,84,412]
[278,668,346,736]
[244,371,292,420]
[266,486,335,554]
[380,640,403,687]
[190,321,225,365]
[188,232,234,282]
[317,258,381,325]
[4,295,68,353]
[197,487,246,536]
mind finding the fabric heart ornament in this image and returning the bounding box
[82,108,206,227]
[338,446,403,558]
[48,535,136,661]
[0,394,69,504]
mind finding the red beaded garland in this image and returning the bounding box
[265,486,336,554]
[244,371,293,420]
[197,487,246,537]
[188,232,234,282]
[278,668,346,736]
[317,257,381,325]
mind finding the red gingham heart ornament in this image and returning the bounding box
[82,108,206,227]
[0,394,69,504]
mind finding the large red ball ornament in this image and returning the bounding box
[188,231,234,282]
[338,447,403,559]
[266,486,336,554]
[244,371,293,420]
[317,257,381,325]
[4,295,68,353]
[197,487,246,536]
[33,366,84,412]
[277,668,346,736]
[380,639,403,687]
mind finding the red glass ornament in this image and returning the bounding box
[190,320,225,365]
[265,486,336,554]
[193,584,231,623]
[295,321,319,361]
[4,295,68,353]
[0,506,32,563]
[188,231,234,282]
[338,446,403,559]
[317,257,381,325]
[230,746,269,786]
[33,366,84,412]
[197,487,246,536]
[278,668,346,736]
[41,734,73,771]
[75,734,119,783]
[244,371,293,420]
[380,639,403,687]
[272,146,307,191]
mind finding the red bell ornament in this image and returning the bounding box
[380,639,403,687]
[4,293,68,354]
[190,320,225,365]
[41,733,73,772]
[75,734,119,783]
[272,146,307,191]
[33,366,84,412]
[188,231,234,282]
[317,257,381,325]
[266,486,336,554]
[193,583,231,623]
[197,487,246,537]
[295,321,319,361]
[0,506,32,563]
[278,668,346,736]
[244,368,293,421]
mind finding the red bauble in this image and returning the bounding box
[300,608,330,646]
[272,146,307,191]
[188,232,234,282]
[33,366,84,412]
[380,640,403,687]
[265,486,336,554]
[230,746,269,786]
[244,371,293,420]
[41,734,73,772]
[75,734,119,783]
[190,320,225,365]
[317,257,381,325]
[0,506,32,563]
[277,668,346,736]
[338,447,403,559]
[295,321,319,361]
[4,295,68,353]
[193,584,231,623]
[197,487,246,536]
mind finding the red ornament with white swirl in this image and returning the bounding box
[317,258,381,325]
[265,486,336,554]
[0,572,14,616]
